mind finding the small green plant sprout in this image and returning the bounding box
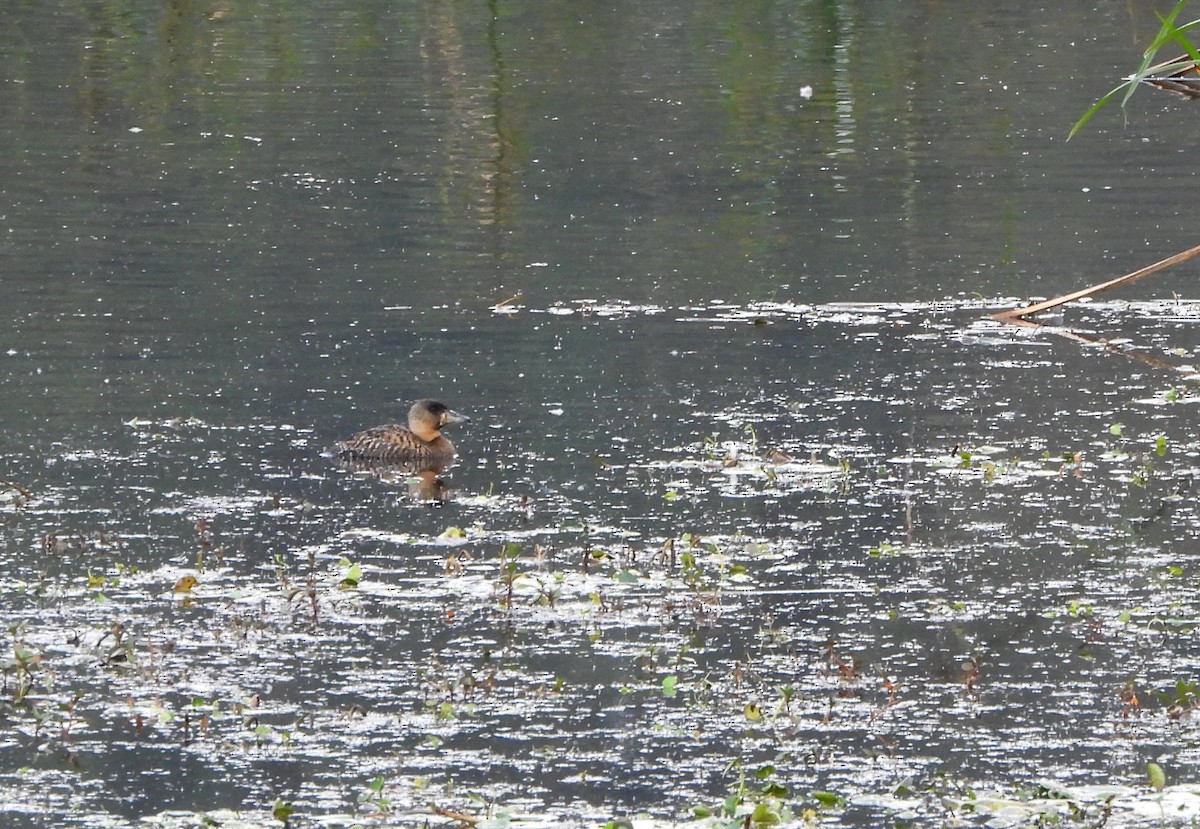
[1131,459,1155,488]
[115,561,140,578]
[496,542,525,608]
[337,558,362,589]
[615,569,639,585]
[1108,423,1125,439]
[809,790,848,812]
[761,461,779,488]
[1148,762,1167,792]
[272,551,289,583]
[601,820,635,829]
[744,423,760,452]
[694,762,794,827]
[661,675,679,698]
[868,541,903,558]
[776,684,797,712]
[671,534,732,593]
[359,775,392,814]
[1066,599,1094,619]
[1070,0,1200,139]
[1158,677,1200,719]
[271,799,294,827]
[1153,434,1169,457]
[87,568,119,601]
[583,545,614,573]
[6,641,42,703]
[1041,599,1096,623]
[533,572,564,606]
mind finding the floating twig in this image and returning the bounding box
[0,479,34,501]
[430,804,480,825]
[491,293,523,310]
[1142,49,1200,99]
[993,240,1200,322]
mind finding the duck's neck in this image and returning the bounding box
[409,423,440,443]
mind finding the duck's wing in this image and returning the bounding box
[334,424,427,460]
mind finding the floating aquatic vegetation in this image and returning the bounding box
[9,299,1200,827]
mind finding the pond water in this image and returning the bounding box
[7,1,1200,827]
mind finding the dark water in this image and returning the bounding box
[6,1,1200,827]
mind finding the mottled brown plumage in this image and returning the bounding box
[334,399,469,464]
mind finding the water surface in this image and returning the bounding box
[5,2,1200,827]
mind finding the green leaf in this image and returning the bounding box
[1148,761,1167,791]
[1068,81,1132,140]
[812,790,846,808]
[1070,1,1200,139]
[661,675,678,698]
[750,802,781,824]
[339,561,363,588]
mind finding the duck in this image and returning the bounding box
[334,399,470,465]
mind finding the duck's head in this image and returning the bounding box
[408,399,470,440]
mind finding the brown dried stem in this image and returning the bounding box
[992,240,1200,323]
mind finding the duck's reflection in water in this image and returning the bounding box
[332,457,454,504]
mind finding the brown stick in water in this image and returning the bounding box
[491,293,523,310]
[992,240,1200,322]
